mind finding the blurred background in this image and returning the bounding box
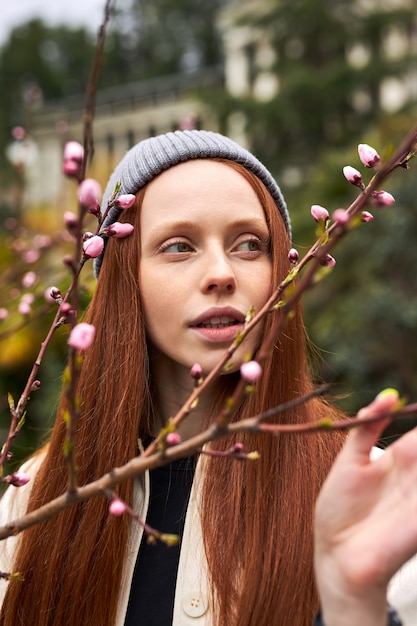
[1,0,416,466]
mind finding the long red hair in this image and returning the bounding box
[0,160,345,625]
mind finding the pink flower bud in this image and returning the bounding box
[83,235,105,259]
[64,211,79,229]
[59,303,76,324]
[358,143,380,168]
[23,249,40,264]
[49,286,62,301]
[311,205,329,222]
[240,360,262,383]
[68,322,96,350]
[288,248,299,264]
[372,190,395,207]
[343,166,363,186]
[18,300,31,316]
[11,126,26,141]
[190,363,203,381]
[62,159,81,178]
[114,194,136,209]
[332,209,350,225]
[361,211,374,222]
[21,293,35,305]
[31,380,41,391]
[6,471,30,487]
[166,432,181,447]
[0,308,8,321]
[320,254,336,267]
[232,442,244,453]
[78,178,102,210]
[22,271,37,288]
[109,498,127,516]
[64,141,84,162]
[106,222,134,239]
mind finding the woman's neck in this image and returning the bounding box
[149,353,213,440]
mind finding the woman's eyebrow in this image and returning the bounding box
[145,220,199,239]
[152,217,267,231]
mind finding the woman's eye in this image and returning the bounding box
[236,239,261,252]
[161,241,193,254]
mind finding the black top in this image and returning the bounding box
[124,456,196,626]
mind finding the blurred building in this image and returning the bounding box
[19,68,221,210]
[15,0,417,210]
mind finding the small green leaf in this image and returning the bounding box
[160,533,180,547]
[317,417,334,429]
[7,393,15,412]
[234,331,244,346]
[16,413,26,432]
[63,438,73,458]
[245,305,255,324]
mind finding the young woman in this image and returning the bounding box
[0,130,416,626]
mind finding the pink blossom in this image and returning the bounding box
[240,360,262,383]
[18,300,31,316]
[64,141,84,162]
[21,293,35,305]
[288,248,299,264]
[0,308,8,321]
[343,166,363,186]
[64,211,79,229]
[115,194,136,209]
[109,498,127,516]
[180,114,198,130]
[23,249,40,264]
[32,234,52,249]
[106,222,134,239]
[59,303,76,324]
[361,211,374,222]
[63,142,84,179]
[78,178,102,210]
[6,471,30,487]
[166,432,181,446]
[320,254,336,267]
[11,126,26,140]
[48,286,62,301]
[232,442,244,453]
[372,190,395,207]
[190,362,203,381]
[62,160,81,178]
[311,205,329,222]
[22,271,37,288]
[68,323,96,350]
[83,235,105,259]
[358,143,380,168]
[332,209,350,225]
[4,217,17,230]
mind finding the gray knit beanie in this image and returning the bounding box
[94,129,290,277]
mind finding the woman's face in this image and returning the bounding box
[139,160,273,376]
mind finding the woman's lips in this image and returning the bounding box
[189,308,245,342]
[190,322,244,342]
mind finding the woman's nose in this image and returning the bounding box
[200,251,237,294]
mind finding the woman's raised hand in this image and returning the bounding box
[314,390,417,626]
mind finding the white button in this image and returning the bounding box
[182,590,208,618]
